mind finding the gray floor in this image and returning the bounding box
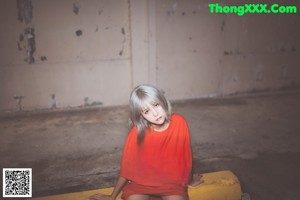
[1,92,300,200]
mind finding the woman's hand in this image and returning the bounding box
[89,176,127,200]
[189,173,204,186]
[89,193,113,200]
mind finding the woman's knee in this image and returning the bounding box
[162,195,186,200]
[126,194,150,200]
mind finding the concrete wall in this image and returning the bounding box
[154,0,300,100]
[0,0,132,111]
[1,0,300,112]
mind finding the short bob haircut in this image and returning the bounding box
[130,84,172,143]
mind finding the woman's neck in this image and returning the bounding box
[151,120,170,132]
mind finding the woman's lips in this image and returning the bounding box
[156,116,162,121]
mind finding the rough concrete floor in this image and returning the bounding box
[1,93,300,200]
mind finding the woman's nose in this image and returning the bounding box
[151,107,158,116]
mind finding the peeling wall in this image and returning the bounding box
[0,0,131,111]
[0,0,300,112]
[16,0,35,64]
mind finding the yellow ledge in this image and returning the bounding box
[32,170,242,200]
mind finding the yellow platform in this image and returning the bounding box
[32,170,242,200]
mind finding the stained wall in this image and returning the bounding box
[0,0,300,112]
[0,0,131,111]
[154,0,300,99]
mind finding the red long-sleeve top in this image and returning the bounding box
[120,114,192,186]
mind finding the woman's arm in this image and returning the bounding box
[89,176,128,200]
[111,176,128,199]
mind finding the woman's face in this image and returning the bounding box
[141,102,167,129]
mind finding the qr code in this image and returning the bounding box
[3,168,32,198]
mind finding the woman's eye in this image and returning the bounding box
[143,110,149,114]
[154,103,159,107]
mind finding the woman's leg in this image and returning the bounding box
[162,195,186,200]
[127,194,150,200]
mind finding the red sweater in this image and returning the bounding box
[120,114,192,186]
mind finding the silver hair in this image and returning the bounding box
[129,84,171,143]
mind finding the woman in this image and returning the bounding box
[90,85,200,200]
